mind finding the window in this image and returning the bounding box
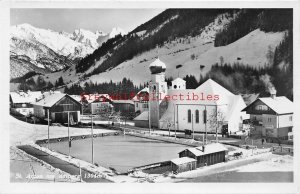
[268,118,272,122]
[174,85,177,89]
[143,103,148,108]
[255,105,268,111]
[188,109,191,123]
[136,103,138,108]
[289,116,292,121]
[195,110,199,123]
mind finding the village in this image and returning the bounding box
[9,58,294,183]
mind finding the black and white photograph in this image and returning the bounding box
[0,1,299,194]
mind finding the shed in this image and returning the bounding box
[133,111,149,128]
[170,157,197,173]
[32,92,82,123]
[178,143,228,167]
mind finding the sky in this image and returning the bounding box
[10,9,164,33]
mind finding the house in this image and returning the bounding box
[143,58,249,133]
[88,95,114,115]
[112,100,135,115]
[132,87,149,113]
[10,91,42,116]
[32,92,82,123]
[178,143,228,167]
[170,157,197,174]
[242,90,293,140]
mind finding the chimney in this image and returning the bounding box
[270,87,276,99]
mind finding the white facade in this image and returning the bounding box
[137,58,248,133]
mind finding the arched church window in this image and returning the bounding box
[195,110,199,123]
[174,85,177,89]
[188,109,191,123]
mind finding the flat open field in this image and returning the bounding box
[40,135,190,173]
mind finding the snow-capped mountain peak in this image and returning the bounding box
[109,27,126,38]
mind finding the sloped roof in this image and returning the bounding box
[10,91,42,104]
[32,93,67,107]
[258,96,293,114]
[172,78,186,83]
[195,79,234,97]
[179,143,228,157]
[171,157,196,165]
[70,95,82,102]
[132,87,149,101]
[133,111,149,121]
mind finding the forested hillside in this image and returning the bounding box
[214,9,292,46]
[76,9,235,76]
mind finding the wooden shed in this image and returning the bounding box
[170,157,197,174]
[32,92,82,123]
[178,143,228,167]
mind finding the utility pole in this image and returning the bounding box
[68,111,70,157]
[91,114,94,165]
[47,109,50,150]
[216,106,218,143]
[176,104,179,139]
[204,106,207,145]
[148,99,151,134]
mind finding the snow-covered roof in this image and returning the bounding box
[70,95,82,102]
[132,87,149,101]
[113,100,134,105]
[172,78,186,83]
[81,94,112,103]
[149,58,166,69]
[171,157,196,165]
[180,143,228,157]
[10,91,42,104]
[195,79,234,98]
[32,93,67,107]
[258,96,293,114]
[134,111,149,121]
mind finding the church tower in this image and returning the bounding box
[149,58,168,128]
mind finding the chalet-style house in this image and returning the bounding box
[10,91,42,116]
[242,91,293,140]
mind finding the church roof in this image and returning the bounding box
[195,79,233,97]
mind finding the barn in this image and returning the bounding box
[170,157,197,174]
[32,92,82,123]
[178,143,228,167]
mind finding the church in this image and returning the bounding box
[134,58,249,134]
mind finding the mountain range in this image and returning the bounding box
[10,23,126,79]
